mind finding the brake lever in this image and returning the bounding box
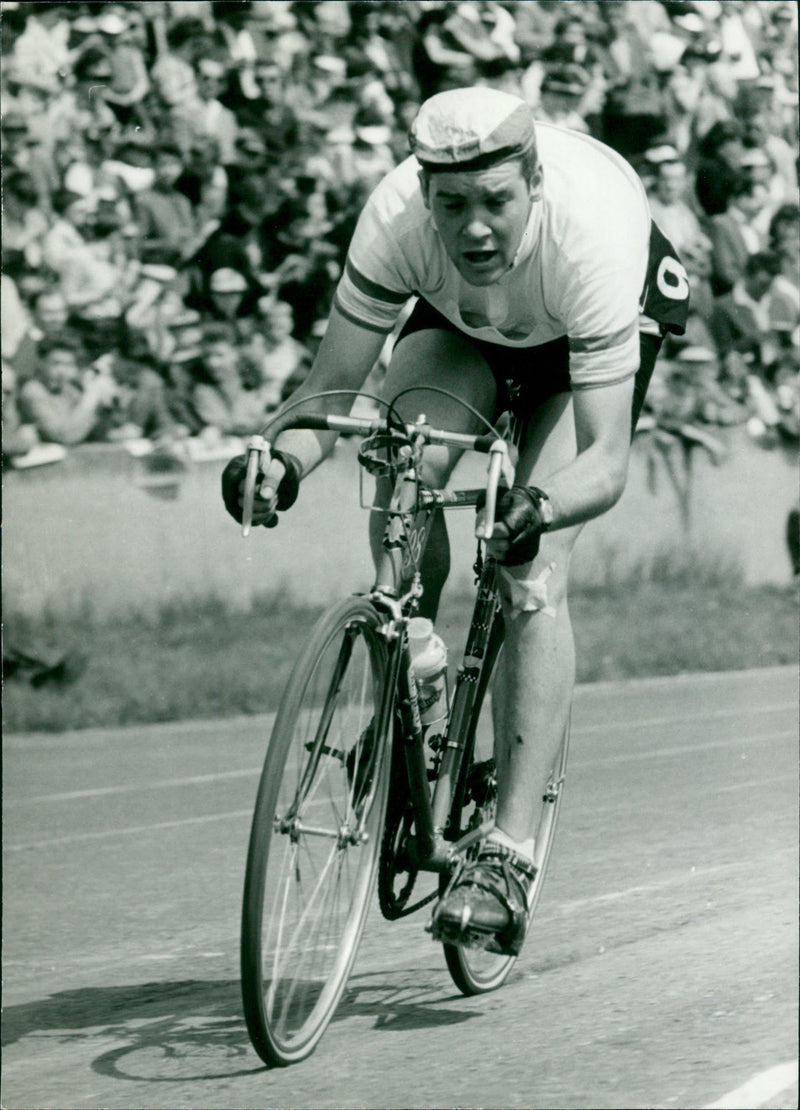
[242,434,270,538]
[479,440,515,540]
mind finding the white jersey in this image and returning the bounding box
[334,123,653,389]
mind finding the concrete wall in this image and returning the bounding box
[3,430,797,622]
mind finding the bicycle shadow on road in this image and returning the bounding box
[2,970,482,1082]
[2,979,266,1082]
[333,967,484,1033]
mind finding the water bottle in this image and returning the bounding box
[408,617,448,754]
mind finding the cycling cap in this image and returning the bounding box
[410,87,537,172]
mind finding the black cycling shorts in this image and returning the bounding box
[395,297,662,433]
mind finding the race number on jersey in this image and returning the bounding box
[640,222,690,336]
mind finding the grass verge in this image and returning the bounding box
[4,579,797,734]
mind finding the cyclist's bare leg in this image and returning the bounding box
[368,328,496,620]
[432,390,582,951]
[491,391,583,854]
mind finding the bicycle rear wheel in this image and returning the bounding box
[241,597,391,1066]
[442,617,569,996]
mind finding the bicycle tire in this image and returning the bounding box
[442,617,569,996]
[241,597,391,1066]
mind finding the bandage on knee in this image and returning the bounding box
[498,562,556,619]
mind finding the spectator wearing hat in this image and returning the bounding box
[709,176,770,297]
[193,323,273,436]
[536,65,592,133]
[99,7,151,125]
[206,268,253,324]
[134,144,197,266]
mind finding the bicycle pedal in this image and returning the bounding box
[428,915,498,951]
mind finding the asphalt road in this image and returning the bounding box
[3,667,797,1110]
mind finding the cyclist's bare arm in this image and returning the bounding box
[487,373,636,556]
[542,374,635,529]
[253,307,387,512]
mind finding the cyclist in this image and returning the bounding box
[223,87,689,957]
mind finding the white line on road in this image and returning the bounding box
[577,702,796,735]
[8,767,261,805]
[4,808,254,851]
[551,848,797,916]
[578,729,794,768]
[703,1060,798,1109]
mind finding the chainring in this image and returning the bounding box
[378,799,438,920]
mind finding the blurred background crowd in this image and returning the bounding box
[2,0,798,465]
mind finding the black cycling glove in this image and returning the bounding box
[494,485,550,566]
[221,449,302,528]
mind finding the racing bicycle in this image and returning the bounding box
[239,389,570,1066]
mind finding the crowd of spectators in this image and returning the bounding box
[2,0,798,466]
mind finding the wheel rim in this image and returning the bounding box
[257,616,385,1056]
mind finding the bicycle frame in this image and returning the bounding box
[241,411,516,879]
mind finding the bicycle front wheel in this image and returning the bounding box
[241,597,391,1066]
